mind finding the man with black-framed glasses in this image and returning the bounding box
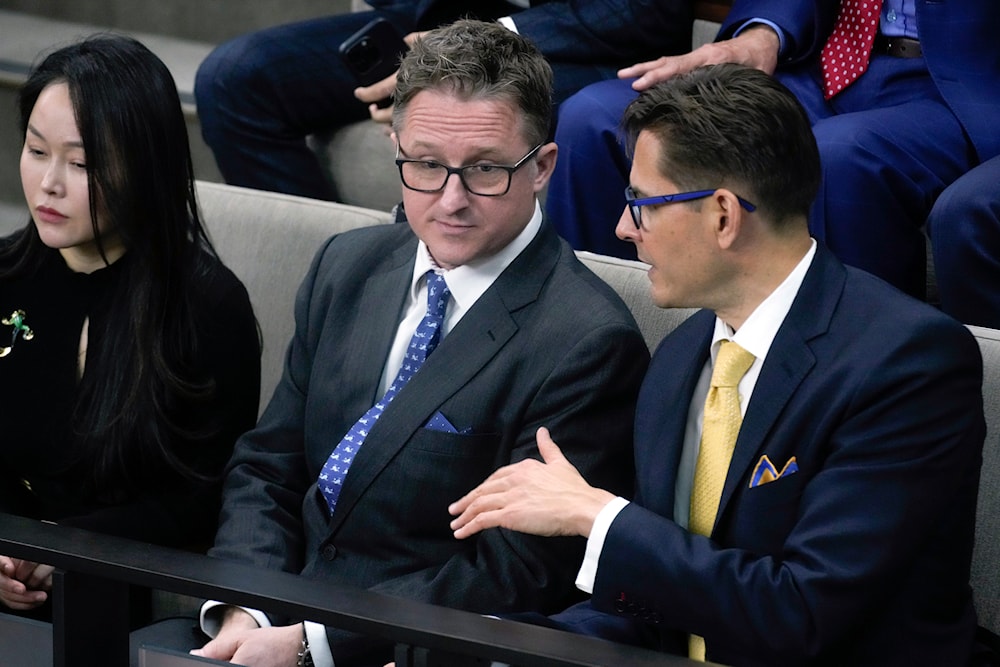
[452,64,985,665]
[183,19,647,667]
[395,144,543,197]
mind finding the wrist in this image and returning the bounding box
[220,606,260,632]
[297,621,314,667]
[578,489,617,538]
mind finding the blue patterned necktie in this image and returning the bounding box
[319,271,451,514]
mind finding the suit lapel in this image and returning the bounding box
[337,241,416,411]
[716,246,846,524]
[327,223,561,532]
[638,311,714,515]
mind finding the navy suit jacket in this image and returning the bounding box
[209,221,648,665]
[552,246,985,665]
[720,0,1000,161]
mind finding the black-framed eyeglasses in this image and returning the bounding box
[624,186,756,229]
[395,144,542,197]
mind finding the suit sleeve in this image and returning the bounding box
[324,316,650,664]
[207,237,335,573]
[718,0,839,62]
[590,318,984,663]
[512,0,694,65]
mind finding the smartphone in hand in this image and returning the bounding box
[339,18,408,107]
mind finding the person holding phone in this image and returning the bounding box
[193,0,694,203]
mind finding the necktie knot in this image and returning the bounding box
[414,271,450,361]
[711,340,755,389]
[424,271,450,320]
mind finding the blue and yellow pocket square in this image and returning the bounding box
[749,455,798,488]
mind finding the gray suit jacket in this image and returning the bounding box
[209,221,648,664]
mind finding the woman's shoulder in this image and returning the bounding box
[186,246,256,327]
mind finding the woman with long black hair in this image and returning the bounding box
[0,34,261,612]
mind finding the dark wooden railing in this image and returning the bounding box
[0,512,707,667]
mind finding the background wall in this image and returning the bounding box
[0,0,351,43]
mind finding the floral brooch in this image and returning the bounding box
[0,310,35,357]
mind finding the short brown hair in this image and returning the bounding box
[393,19,553,148]
[623,64,820,228]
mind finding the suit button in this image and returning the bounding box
[641,610,661,624]
[321,544,338,560]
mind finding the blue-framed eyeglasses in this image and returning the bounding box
[395,144,542,197]
[624,186,756,229]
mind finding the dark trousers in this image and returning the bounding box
[545,55,982,304]
[194,9,617,202]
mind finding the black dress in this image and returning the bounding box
[0,245,260,549]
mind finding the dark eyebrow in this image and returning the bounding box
[26,122,84,149]
[397,139,509,164]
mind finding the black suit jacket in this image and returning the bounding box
[209,221,648,664]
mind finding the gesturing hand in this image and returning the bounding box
[449,427,615,540]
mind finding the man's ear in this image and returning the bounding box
[532,142,559,193]
[712,188,750,250]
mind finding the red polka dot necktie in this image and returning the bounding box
[820,0,884,100]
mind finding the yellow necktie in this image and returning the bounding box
[689,340,755,661]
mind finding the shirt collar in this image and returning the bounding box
[711,239,817,364]
[411,200,543,309]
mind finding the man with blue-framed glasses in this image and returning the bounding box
[452,63,985,665]
[624,186,756,229]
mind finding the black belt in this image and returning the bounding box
[873,34,923,58]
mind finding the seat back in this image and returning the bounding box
[195,181,392,415]
[576,251,695,352]
[970,325,1000,636]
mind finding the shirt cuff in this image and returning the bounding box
[732,18,787,57]
[575,496,629,594]
[199,600,271,638]
[304,620,335,667]
[498,16,518,33]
